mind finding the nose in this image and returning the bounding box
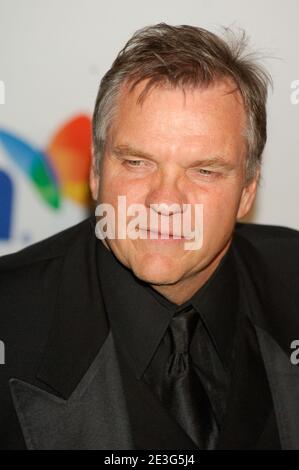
[144,166,186,214]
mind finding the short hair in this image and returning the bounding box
[92,23,272,182]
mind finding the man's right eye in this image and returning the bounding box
[124,159,152,169]
[126,160,143,166]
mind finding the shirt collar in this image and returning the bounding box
[96,240,174,379]
[146,243,240,370]
[191,243,240,369]
[96,237,239,379]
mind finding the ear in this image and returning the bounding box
[237,170,260,220]
[89,156,100,202]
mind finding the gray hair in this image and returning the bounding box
[92,23,272,182]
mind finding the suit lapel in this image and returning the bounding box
[10,325,199,450]
[10,331,134,450]
[216,301,274,449]
[35,217,109,399]
[231,232,299,449]
[255,326,299,450]
[8,218,131,449]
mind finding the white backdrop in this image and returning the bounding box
[0,0,298,255]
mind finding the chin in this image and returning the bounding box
[131,252,182,286]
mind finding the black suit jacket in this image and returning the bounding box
[1,216,299,450]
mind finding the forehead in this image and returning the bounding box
[108,78,247,157]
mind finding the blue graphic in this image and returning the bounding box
[0,170,13,239]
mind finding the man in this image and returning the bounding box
[1,23,299,450]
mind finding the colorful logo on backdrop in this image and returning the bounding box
[0,115,92,240]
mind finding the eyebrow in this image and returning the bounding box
[188,157,236,171]
[112,144,156,160]
[111,144,236,171]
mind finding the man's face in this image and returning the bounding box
[90,79,258,290]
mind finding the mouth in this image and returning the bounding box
[142,227,186,240]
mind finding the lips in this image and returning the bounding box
[143,228,184,238]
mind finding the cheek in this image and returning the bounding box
[101,168,149,206]
[199,185,242,231]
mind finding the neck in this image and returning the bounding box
[150,240,232,305]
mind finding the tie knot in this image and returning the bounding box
[169,306,199,354]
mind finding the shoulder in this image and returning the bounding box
[235,221,299,243]
[0,217,96,376]
[234,222,299,301]
[0,216,95,332]
[0,216,94,273]
[0,216,95,331]
[234,222,299,265]
[233,223,299,308]
[234,222,299,353]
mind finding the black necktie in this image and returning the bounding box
[146,306,219,449]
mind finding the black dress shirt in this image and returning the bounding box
[96,235,281,449]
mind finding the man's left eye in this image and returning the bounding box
[126,160,146,167]
[197,169,214,176]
